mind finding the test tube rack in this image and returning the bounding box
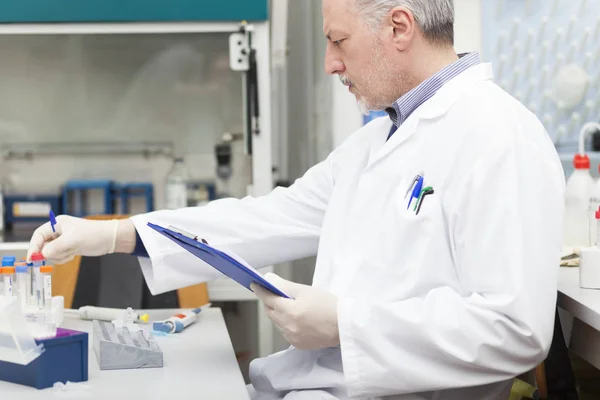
[92,320,163,370]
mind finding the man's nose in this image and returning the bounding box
[325,50,345,75]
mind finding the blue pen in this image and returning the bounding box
[49,210,57,233]
[407,177,424,209]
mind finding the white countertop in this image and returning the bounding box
[557,267,600,331]
[0,308,250,400]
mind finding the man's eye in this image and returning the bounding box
[334,39,344,46]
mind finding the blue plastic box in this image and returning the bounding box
[0,328,88,390]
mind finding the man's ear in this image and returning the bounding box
[389,6,415,50]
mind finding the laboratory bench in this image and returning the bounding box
[558,267,600,371]
[0,307,250,399]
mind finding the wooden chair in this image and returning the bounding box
[52,214,209,309]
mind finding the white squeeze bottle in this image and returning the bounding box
[564,154,595,247]
[165,157,189,209]
[589,163,600,245]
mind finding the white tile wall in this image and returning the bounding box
[0,32,253,212]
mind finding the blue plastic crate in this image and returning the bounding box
[0,328,88,390]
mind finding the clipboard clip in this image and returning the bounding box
[167,225,209,244]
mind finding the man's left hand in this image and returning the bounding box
[251,273,340,350]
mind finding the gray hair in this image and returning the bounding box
[352,0,454,46]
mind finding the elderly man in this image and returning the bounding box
[29,0,564,399]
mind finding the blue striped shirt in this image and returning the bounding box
[387,52,481,138]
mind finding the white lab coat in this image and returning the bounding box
[131,63,565,400]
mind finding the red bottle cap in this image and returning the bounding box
[30,253,45,262]
[574,154,590,169]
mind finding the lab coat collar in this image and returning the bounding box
[364,63,495,171]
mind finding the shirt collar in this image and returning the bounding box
[386,52,481,128]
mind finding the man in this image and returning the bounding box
[29,0,565,399]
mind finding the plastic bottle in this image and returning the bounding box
[564,154,595,246]
[165,157,189,209]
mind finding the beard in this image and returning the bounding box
[341,39,412,114]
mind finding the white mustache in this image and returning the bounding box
[339,75,352,86]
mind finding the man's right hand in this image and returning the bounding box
[27,215,136,264]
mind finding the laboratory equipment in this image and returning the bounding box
[2,267,15,297]
[26,261,35,308]
[115,182,154,214]
[187,180,216,207]
[3,195,61,230]
[153,306,207,334]
[39,265,52,311]
[62,180,114,217]
[564,154,594,246]
[64,305,149,324]
[15,262,27,309]
[93,320,163,370]
[165,157,189,209]
[0,0,276,360]
[0,307,88,390]
[579,206,600,289]
[30,253,44,309]
[0,297,44,365]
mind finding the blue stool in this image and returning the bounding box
[62,180,114,217]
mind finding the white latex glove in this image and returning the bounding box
[251,273,340,350]
[27,215,120,264]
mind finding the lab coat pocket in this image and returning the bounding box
[384,190,439,278]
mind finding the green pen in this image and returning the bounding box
[414,186,433,211]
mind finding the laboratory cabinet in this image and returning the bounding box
[0,0,268,23]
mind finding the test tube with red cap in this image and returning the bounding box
[30,252,45,309]
[595,207,600,247]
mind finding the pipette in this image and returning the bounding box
[64,306,149,323]
[153,304,211,334]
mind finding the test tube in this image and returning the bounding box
[15,262,28,310]
[39,265,53,312]
[26,261,36,307]
[30,252,45,309]
[1,257,15,296]
[2,267,15,297]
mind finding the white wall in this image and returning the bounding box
[455,0,482,53]
[329,0,483,148]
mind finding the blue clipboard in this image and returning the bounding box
[147,222,292,299]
